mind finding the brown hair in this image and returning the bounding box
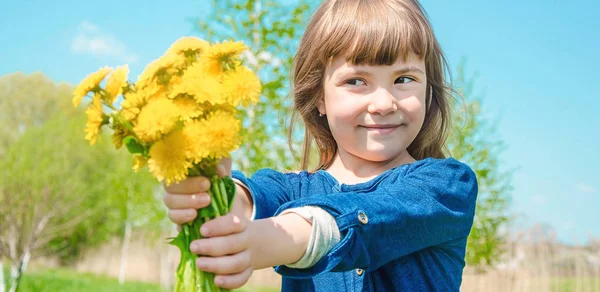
[288,0,452,171]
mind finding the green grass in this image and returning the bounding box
[6,268,163,292]
[519,276,600,292]
[2,267,279,292]
[550,277,600,292]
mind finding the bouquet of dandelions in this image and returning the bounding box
[72,36,261,292]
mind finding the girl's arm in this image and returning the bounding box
[272,158,478,277]
[247,214,313,269]
[231,168,301,219]
[192,158,476,289]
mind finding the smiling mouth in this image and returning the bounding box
[360,124,401,134]
[362,124,400,129]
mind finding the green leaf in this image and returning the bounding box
[167,230,187,254]
[123,136,145,155]
[168,231,189,280]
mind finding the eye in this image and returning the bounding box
[395,77,415,84]
[344,78,366,86]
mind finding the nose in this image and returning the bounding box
[367,87,398,115]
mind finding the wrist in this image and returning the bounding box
[247,214,312,269]
[231,183,253,219]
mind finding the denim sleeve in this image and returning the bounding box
[232,168,299,220]
[272,159,478,278]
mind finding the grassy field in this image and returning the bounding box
[4,266,599,291]
[2,268,279,292]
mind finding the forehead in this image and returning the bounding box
[326,53,425,74]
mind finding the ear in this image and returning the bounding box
[317,98,326,115]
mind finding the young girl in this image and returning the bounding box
[163,0,478,290]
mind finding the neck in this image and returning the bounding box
[325,148,416,185]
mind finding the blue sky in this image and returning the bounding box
[1,0,598,245]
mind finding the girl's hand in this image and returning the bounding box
[191,212,313,289]
[191,213,254,289]
[162,159,232,225]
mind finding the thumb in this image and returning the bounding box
[217,157,232,178]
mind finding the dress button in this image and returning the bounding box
[356,268,364,276]
[357,210,368,224]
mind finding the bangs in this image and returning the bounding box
[316,0,435,65]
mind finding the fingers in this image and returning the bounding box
[163,192,211,209]
[200,214,247,237]
[190,232,248,257]
[163,176,210,194]
[196,249,252,275]
[214,267,253,289]
[168,209,197,225]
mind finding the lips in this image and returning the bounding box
[360,124,401,134]
[362,124,400,129]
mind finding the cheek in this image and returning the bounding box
[399,94,426,122]
[324,88,359,119]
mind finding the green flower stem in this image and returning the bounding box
[210,177,224,212]
[218,181,229,212]
[105,103,118,111]
[210,197,222,217]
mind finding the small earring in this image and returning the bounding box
[319,113,325,117]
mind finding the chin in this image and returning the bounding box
[356,149,400,162]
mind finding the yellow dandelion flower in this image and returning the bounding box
[182,120,210,163]
[148,130,192,185]
[132,155,147,172]
[133,97,180,143]
[173,96,204,122]
[104,65,129,105]
[84,97,105,145]
[167,36,209,55]
[136,59,161,86]
[73,66,111,107]
[169,63,226,104]
[120,83,164,121]
[198,41,248,75]
[112,127,127,149]
[137,54,184,86]
[222,66,261,106]
[203,110,241,157]
[121,107,141,122]
[183,110,241,162]
[120,90,146,121]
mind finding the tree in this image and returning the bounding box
[0,114,104,292]
[0,72,73,158]
[447,62,512,272]
[193,0,319,173]
[0,73,166,291]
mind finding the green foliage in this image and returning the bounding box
[43,119,165,264]
[447,62,512,272]
[193,0,319,174]
[0,72,166,266]
[0,72,73,158]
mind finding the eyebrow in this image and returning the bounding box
[338,66,426,77]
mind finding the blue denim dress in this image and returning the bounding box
[232,158,478,292]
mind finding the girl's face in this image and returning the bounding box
[319,54,427,163]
